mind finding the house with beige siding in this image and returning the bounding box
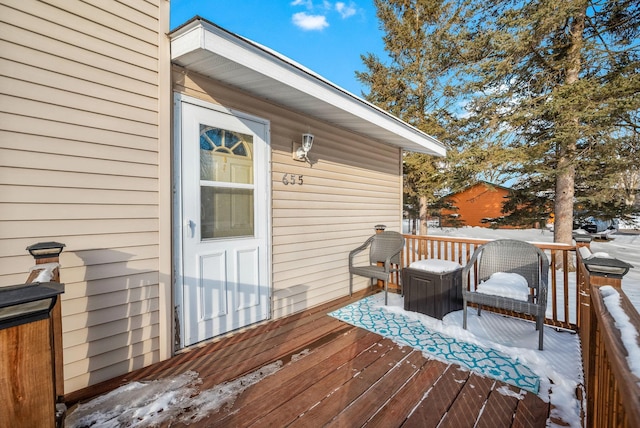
[0,1,444,399]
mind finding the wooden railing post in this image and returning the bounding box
[576,245,637,428]
[575,236,592,374]
[25,242,66,424]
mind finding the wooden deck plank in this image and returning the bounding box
[252,338,409,427]
[185,316,347,388]
[365,358,450,428]
[326,348,429,426]
[512,389,549,428]
[438,373,494,427]
[475,383,521,428]
[64,292,364,405]
[200,329,387,427]
[402,364,470,427]
[164,326,379,428]
[64,292,553,427]
[234,336,397,428]
[286,340,422,427]
[156,311,341,378]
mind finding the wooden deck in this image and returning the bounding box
[66,291,550,427]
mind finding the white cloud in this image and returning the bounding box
[290,0,313,8]
[335,2,356,18]
[292,12,329,30]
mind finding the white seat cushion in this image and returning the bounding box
[476,272,530,301]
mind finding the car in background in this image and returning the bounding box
[574,216,618,237]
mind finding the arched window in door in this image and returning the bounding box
[199,125,254,238]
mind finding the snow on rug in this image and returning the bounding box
[329,293,540,393]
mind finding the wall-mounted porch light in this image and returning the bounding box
[293,133,314,162]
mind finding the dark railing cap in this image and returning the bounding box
[26,241,66,259]
[582,255,634,278]
[0,282,65,330]
[572,231,593,243]
[26,241,66,251]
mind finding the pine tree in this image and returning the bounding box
[357,0,515,233]
[359,0,640,244]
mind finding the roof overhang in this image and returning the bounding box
[169,18,446,156]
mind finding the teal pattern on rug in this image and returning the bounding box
[328,294,539,393]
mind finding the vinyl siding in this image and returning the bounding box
[0,0,170,393]
[174,69,402,320]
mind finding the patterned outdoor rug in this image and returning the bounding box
[328,294,540,393]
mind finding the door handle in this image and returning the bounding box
[186,219,196,238]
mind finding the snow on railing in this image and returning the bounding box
[577,247,639,428]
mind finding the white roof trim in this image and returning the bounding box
[170,18,445,156]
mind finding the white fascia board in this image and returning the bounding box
[171,19,446,157]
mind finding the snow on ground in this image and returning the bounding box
[590,231,640,312]
[65,362,283,427]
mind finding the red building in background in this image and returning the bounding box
[439,182,514,228]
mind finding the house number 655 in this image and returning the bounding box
[282,173,303,185]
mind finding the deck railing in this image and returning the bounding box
[577,247,640,428]
[400,234,577,329]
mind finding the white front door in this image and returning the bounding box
[177,98,270,347]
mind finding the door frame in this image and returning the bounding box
[172,93,272,349]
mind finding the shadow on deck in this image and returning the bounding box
[65,291,549,427]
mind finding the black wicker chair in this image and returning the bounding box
[462,239,549,350]
[349,231,404,305]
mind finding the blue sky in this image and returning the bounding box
[170,1,386,96]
